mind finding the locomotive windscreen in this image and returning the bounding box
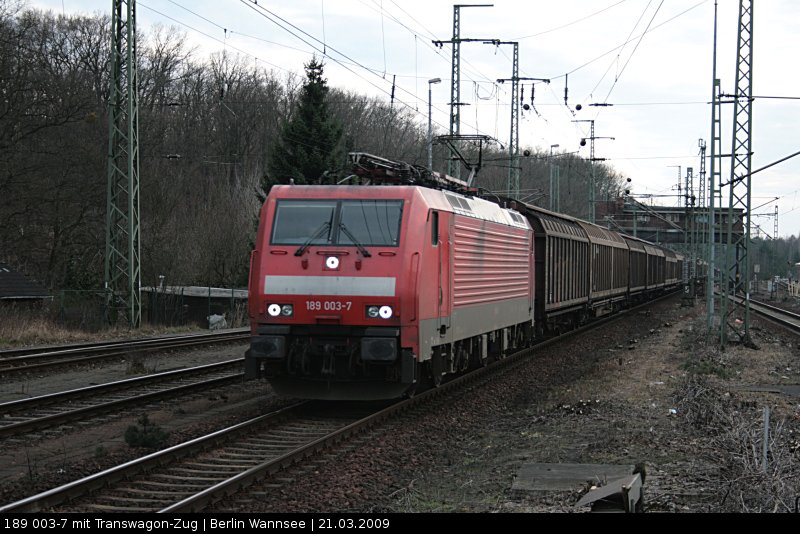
[271,199,403,247]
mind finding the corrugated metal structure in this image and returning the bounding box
[0,264,50,301]
[577,221,629,302]
[664,249,681,286]
[644,243,666,289]
[623,236,648,294]
[525,208,589,318]
[451,215,531,308]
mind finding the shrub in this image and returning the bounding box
[124,414,169,449]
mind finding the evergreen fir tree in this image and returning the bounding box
[260,57,343,197]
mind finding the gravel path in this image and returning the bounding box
[2,298,799,513]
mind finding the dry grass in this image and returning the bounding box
[672,323,800,513]
[712,408,800,513]
[0,303,202,349]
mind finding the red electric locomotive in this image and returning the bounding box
[246,153,684,400]
[245,155,535,400]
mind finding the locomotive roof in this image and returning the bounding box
[266,184,530,231]
[420,188,530,230]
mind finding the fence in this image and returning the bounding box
[50,286,249,330]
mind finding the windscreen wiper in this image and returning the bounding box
[294,221,331,256]
[338,223,372,257]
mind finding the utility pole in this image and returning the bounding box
[707,78,722,334]
[774,203,779,239]
[105,0,141,328]
[494,41,549,199]
[698,139,707,254]
[428,77,441,171]
[682,167,696,307]
[549,144,560,211]
[433,4,492,179]
[720,0,755,348]
[573,119,614,223]
[668,165,682,196]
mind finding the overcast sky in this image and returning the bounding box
[30,0,800,238]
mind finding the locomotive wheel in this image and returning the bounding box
[430,350,444,387]
[473,338,488,367]
[432,373,442,387]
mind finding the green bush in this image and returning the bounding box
[124,414,169,449]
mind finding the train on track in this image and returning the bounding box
[245,153,683,400]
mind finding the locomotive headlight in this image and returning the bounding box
[267,304,281,317]
[325,256,339,269]
[378,305,393,319]
[366,306,380,318]
[280,304,293,316]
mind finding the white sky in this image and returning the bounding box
[30,0,800,238]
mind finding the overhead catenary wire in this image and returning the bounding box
[140,1,291,74]
[511,0,630,41]
[138,2,464,157]
[237,0,504,139]
[158,0,528,148]
[152,0,457,134]
[599,0,665,104]
[585,0,654,101]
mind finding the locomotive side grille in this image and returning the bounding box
[451,217,531,307]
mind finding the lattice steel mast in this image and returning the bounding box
[720,0,755,348]
[105,0,141,327]
[440,4,492,179]
[494,42,549,199]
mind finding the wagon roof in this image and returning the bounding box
[516,205,588,241]
[575,221,628,248]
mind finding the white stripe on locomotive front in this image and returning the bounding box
[265,275,396,297]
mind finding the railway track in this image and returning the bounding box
[0,335,556,512]
[0,328,249,377]
[0,360,244,440]
[730,296,800,334]
[0,294,677,513]
[0,401,380,512]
